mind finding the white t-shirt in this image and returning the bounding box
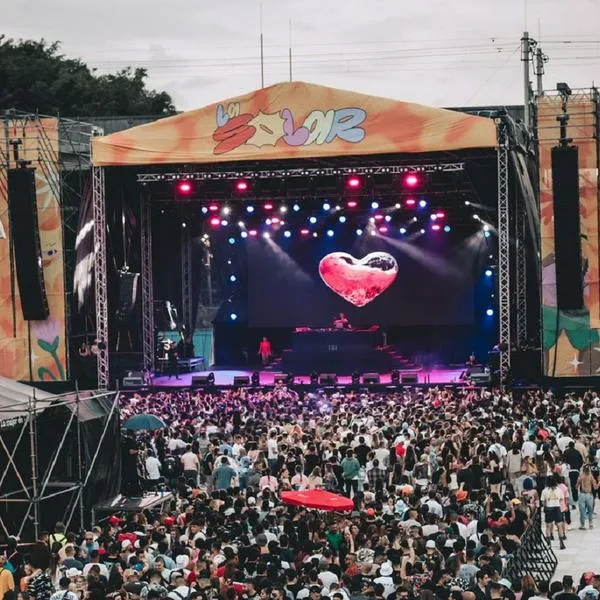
[541,485,565,508]
[181,451,199,471]
[521,440,537,459]
[267,438,278,460]
[146,456,162,480]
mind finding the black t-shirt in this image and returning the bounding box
[554,593,580,600]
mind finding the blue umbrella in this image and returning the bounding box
[124,413,167,431]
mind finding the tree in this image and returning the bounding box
[0,36,176,116]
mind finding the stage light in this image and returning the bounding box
[264,202,273,210]
[335,205,341,211]
[347,176,361,189]
[369,217,375,223]
[271,217,280,224]
[309,216,317,224]
[403,173,420,188]
[430,214,438,221]
[223,206,231,215]
[420,228,426,234]
[405,198,416,206]
[339,215,347,223]
[395,203,401,209]
[486,308,494,316]
[246,205,255,213]
[379,226,388,233]
[284,230,292,238]
[444,225,451,232]
[280,205,288,213]
[347,200,358,208]
[431,224,441,231]
[356,228,363,236]
[209,204,219,211]
[300,228,309,235]
[371,201,379,209]
[236,180,248,192]
[177,181,192,194]
[483,224,490,232]
[419,199,427,208]
[327,229,334,237]
[436,211,445,218]
[210,217,220,226]
[322,202,331,211]
[370,229,377,236]
[484,231,491,238]
[230,313,238,321]
[228,237,236,245]
[485,269,493,277]
[312,232,318,238]
[221,219,228,226]
[374,214,383,221]
[293,203,301,212]
[263,232,270,239]
[464,200,471,206]
[229,274,237,282]
[181,222,187,228]
[385,215,392,222]
[265,218,272,225]
[238,221,245,228]
[412,216,418,222]
[201,206,208,214]
[249,229,258,236]
[399,227,407,234]
[473,214,480,220]
[241,231,248,238]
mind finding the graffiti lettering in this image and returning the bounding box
[281,109,309,146]
[326,108,367,143]
[303,110,335,146]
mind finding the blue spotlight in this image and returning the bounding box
[283,230,291,238]
[201,206,208,214]
[240,231,248,238]
[229,275,237,283]
[444,225,451,232]
[230,313,238,321]
[228,237,236,245]
[293,203,300,212]
[356,228,363,236]
[385,215,392,222]
[371,201,379,209]
[485,269,493,277]
[419,199,427,208]
[322,202,331,211]
[486,308,494,316]
[327,229,334,237]
[484,231,491,238]
[246,205,255,213]
[339,215,347,223]
[399,227,407,234]
[309,216,317,224]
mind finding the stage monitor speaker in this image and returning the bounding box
[191,375,210,386]
[362,373,380,384]
[401,373,419,384]
[470,372,491,384]
[7,168,49,320]
[273,374,288,384]
[552,146,584,310]
[466,365,484,376]
[122,375,145,388]
[318,373,337,385]
[233,375,250,386]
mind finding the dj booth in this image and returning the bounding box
[282,327,392,374]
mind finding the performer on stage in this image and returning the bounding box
[258,336,273,366]
[333,312,351,329]
[167,340,179,379]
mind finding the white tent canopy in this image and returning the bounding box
[0,375,54,427]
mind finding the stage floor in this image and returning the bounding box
[151,367,466,387]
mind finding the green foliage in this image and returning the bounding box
[0,36,176,116]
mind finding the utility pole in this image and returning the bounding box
[534,45,548,97]
[521,31,532,126]
[259,3,265,88]
[289,19,293,82]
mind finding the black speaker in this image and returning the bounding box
[318,373,337,385]
[401,373,419,384]
[552,146,584,310]
[233,375,250,386]
[466,365,484,376]
[191,375,210,386]
[115,270,140,325]
[273,374,288,384]
[362,373,380,384]
[7,168,49,320]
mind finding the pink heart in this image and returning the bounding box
[318,252,398,307]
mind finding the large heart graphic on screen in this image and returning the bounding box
[318,252,398,307]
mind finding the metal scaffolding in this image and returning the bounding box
[92,164,109,390]
[497,118,512,380]
[0,389,119,541]
[140,191,155,373]
[181,224,193,330]
[516,202,528,344]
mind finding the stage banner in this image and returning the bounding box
[92,81,497,166]
[0,118,68,381]
[538,93,600,376]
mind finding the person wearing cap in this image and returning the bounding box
[373,562,395,598]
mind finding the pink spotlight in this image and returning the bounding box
[347,176,361,189]
[347,200,358,208]
[236,180,249,192]
[436,211,445,218]
[300,228,310,235]
[271,217,280,224]
[249,229,258,236]
[405,198,416,206]
[210,217,220,226]
[264,203,274,210]
[403,173,421,188]
[209,204,219,211]
[177,181,192,194]
[431,224,441,231]
[378,226,388,233]
[374,214,384,220]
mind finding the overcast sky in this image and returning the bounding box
[3,0,600,111]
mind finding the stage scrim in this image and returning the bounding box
[92,81,497,166]
[538,92,600,376]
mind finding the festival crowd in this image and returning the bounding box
[3,386,600,600]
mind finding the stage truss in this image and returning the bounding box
[141,190,155,373]
[93,148,522,386]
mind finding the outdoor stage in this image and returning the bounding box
[150,366,467,387]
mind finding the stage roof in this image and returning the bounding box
[91,82,497,167]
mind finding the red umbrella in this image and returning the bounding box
[281,489,354,512]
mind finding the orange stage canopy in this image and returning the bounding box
[91,81,497,167]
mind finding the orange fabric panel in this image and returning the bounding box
[92,81,497,166]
